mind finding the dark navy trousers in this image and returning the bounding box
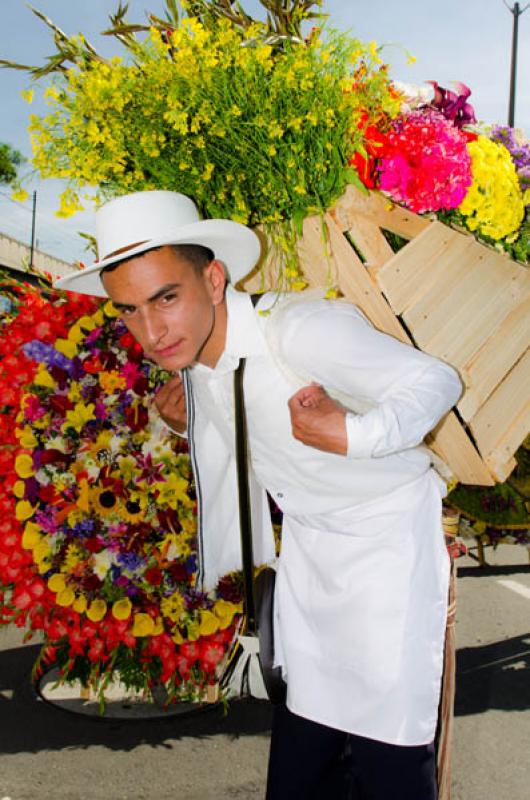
[266,704,438,800]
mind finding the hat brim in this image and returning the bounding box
[54,219,261,297]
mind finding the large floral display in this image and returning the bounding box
[0,273,243,703]
[1,0,529,703]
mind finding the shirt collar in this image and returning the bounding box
[193,285,266,376]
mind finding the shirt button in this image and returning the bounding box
[277,492,283,498]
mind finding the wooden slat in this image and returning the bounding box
[459,295,530,420]
[485,456,518,485]
[331,184,430,239]
[346,217,394,270]
[418,254,529,370]
[402,244,521,352]
[377,224,471,316]
[322,213,410,343]
[426,413,496,486]
[323,214,495,487]
[470,350,530,463]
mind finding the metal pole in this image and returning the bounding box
[29,190,36,269]
[506,1,530,127]
[508,2,519,126]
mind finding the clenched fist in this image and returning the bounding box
[154,374,187,435]
[288,384,348,456]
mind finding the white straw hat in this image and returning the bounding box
[54,190,261,297]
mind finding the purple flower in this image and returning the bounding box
[118,552,144,571]
[490,124,530,198]
[426,81,477,129]
[23,340,76,376]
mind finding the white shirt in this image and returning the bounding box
[185,286,462,745]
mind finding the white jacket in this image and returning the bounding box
[183,286,462,744]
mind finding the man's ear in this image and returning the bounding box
[206,259,227,305]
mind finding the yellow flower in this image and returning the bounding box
[11,187,29,203]
[132,613,155,637]
[62,402,96,433]
[73,594,88,613]
[172,628,184,645]
[103,300,120,318]
[22,522,41,550]
[21,88,34,104]
[87,599,107,622]
[17,427,38,448]
[56,587,76,607]
[13,480,26,499]
[199,610,220,635]
[15,454,34,479]
[99,371,126,394]
[54,338,77,358]
[153,616,164,636]
[34,368,55,389]
[76,478,90,512]
[63,543,85,571]
[160,591,186,623]
[112,598,133,621]
[48,573,67,593]
[155,473,190,508]
[33,540,52,564]
[15,501,35,521]
[214,599,243,630]
[91,486,119,517]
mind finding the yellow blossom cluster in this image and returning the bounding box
[26,17,397,286]
[458,136,525,241]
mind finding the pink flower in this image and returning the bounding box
[377,109,472,213]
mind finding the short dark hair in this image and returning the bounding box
[101,243,214,277]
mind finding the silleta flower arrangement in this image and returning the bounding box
[0,278,243,703]
[4,1,530,269]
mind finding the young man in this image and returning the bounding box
[57,190,462,800]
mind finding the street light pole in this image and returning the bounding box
[29,190,37,270]
[505,1,530,126]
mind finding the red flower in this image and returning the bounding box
[144,567,163,586]
[198,638,225,673]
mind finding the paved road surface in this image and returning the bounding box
[0,543,529,800]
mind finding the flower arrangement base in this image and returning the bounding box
[36,667,220,720]
[242,186,530,486]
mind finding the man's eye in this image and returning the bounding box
[120,307,135,316]
[161,293,177,303]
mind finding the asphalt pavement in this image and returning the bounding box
[1,542,529,800]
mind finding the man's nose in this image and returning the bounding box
[142,311,168,347]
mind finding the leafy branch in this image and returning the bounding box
[0,1,327,77]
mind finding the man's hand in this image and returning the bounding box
[288,384,348,456]
[154,375,187,435]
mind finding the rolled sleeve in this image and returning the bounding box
[279,298,463,459]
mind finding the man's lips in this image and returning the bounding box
[152,340,184,358]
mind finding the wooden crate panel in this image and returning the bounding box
[331,185,430,240]
[402,247,501,349]
[419,257,529,373]
[323,213,410,343]
[459,295,530,420]
[376,224,473,316]
[469,349,530,459]
[426,413,495,486]
[241,189,530,485]
[346,217,394,269]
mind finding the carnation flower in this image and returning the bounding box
[377,109,473,213]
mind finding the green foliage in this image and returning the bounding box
[0,142,24,184]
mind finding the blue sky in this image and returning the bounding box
[0,0,528,264]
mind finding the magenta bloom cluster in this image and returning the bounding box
[378,109,473,214]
